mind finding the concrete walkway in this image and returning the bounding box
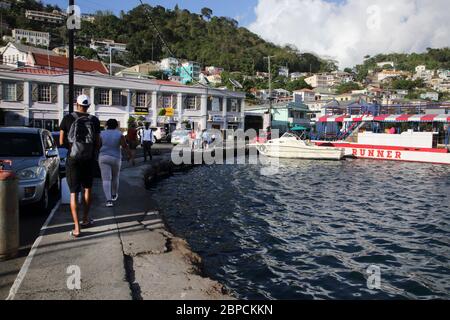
[7,156,232,300]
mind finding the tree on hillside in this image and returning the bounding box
[75,47,99,60]
[285,78,312,92]
[335,82,362,94]
[201,7,213,20]
[390,78,425,90]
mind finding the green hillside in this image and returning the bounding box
[0,1,333,74]
[355,48,450,82]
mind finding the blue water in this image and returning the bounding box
[153,158,450,299]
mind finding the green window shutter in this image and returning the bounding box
[0,82,3,100]
[16,83,24,101]
[64,86,69,104]
[94,89,100,105]
[146,92,152,107]
[32,83,38,102]
[51,85,58,103]
[131,91,137,106]
[121,90,128,106]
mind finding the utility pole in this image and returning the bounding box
[109,47,113,76]
[264,55,276,129]
[68,0,75,113]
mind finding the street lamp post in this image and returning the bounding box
[264,55,276,130]
[68,0,75,113]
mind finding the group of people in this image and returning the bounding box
[188,128,216,150]
[59,94,155,238]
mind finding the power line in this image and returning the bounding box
[136,0,244,101]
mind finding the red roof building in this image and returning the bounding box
[26,53,109,74]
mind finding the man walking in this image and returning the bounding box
[140,122,153,161]
[60,95,101,238]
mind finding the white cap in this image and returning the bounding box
[76,94,90,107]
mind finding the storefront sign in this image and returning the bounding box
[227,116,241,123]
[212,116,224,122]
[165,107,174,117]
[134,107,149,115]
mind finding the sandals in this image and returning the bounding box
[80,218,94,228]
[70,230,80,238]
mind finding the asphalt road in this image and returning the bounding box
[0,143,174,299]
[0,190,60,299]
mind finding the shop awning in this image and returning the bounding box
[317,114,450,123]
[291,125,308,131]
[317,115,347,122]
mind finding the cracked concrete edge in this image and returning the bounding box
[118,163,235,300]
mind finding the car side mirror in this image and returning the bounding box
[46,149,59,158]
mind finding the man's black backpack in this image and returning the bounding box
[68,112,95,160]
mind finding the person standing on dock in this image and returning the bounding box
[140,122,154,162]
[99,119,130,208]
[59,95,101,238]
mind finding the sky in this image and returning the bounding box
[44,0,258,26]
[44,0,450,68]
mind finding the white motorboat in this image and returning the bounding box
[252,133,345,160]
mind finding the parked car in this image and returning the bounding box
[51,131,68,177]
[171,129,191,146]
[0,127,60,213]
[152,127,167,143]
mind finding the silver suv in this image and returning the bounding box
[0,127,60,213]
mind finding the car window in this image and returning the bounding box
[43,132,55,150]
[0,133,43,157]
[52,133,61,147]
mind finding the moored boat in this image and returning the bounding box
[252,133,345,160]
[313,113,450,165]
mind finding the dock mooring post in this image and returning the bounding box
[0,160,19,261]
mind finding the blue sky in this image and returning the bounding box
[43,0,259,26]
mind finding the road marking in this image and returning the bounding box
[6,200,61,300]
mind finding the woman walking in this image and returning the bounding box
[99,119,130,207]
[126,122,138,166]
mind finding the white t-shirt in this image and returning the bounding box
[142,129,153,142]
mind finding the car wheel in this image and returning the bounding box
[37,185,50,214]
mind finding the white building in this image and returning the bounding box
[278,66,289,77]
[205,66,224,75]
[377,70,410,82]
[1,42,57,67]
[90,39,128,58]
[0,70,245,132]
[414,65,434,82]
[293,88,316,103]
[25,10,65,24]
[160,57,179,73]
[290,72,308,81]
[420,92,439,101]
[305,74,335,88]
[12,29,50,47]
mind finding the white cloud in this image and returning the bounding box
[248,0,450,68]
